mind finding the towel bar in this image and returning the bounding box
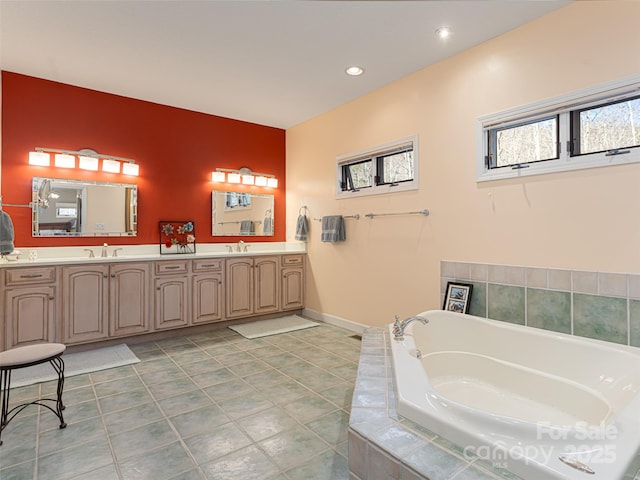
[314,214,360,221]
[365,209,429,219]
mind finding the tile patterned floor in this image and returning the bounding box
[0,323,360,479]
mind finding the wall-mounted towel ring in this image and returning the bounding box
[296,206,309,241]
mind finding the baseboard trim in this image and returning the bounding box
[302,308,367,334]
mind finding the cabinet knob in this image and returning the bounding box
[111,274,116,278]
[104,275,108,278]
[49,296,54,300]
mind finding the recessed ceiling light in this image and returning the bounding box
[435,27,451,39]
[345,66,364,76]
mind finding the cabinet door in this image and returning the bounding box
[192,273,223,324]
[4,286,56,350]
[62,265,109,344]
[225,258,254,319]
[110,263,150,336]
[282,267,304,310]
[155,276,189,330]
[254,256,279,314]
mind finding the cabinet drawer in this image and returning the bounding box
[281,255,304,266]
[155,261,189,275]
[5,267,56,286]
[193,259,223,272]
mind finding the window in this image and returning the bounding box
[477,75,640,181]
[487,115,558,169]
[570,95,640,156]
[56,203,77,218]
[337,136,418,198]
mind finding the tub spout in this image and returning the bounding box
[393,315,428,341]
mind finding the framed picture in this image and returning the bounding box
[159,220,196,255]
[442,282,473,313]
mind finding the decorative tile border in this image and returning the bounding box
[442,261,640,348]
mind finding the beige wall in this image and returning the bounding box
[286,2,640,327]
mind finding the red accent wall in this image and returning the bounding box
[1,71,286,247]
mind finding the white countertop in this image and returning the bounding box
[0,242,306,267]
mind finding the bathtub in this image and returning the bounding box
[390,310,640,480]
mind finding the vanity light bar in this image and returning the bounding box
[102,159,121,173]
[54,153,75,168]
[211,167,278,188]
[28,147,140,176]
[79,156,99,171]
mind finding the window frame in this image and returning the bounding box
[487,113,560,170]
[569,94,640,157]
[336,135,419,199]
[477,74,640,182]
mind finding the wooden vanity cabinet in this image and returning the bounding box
[62,263,150,344]
[3,267,57,350]
[226,256,279,319]
[1,252,304,351]
[109,263,151,337]
[281,255,305,311]
[192,259,224,325]
[154,260,190,330]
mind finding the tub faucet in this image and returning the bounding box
[393,315,428,341]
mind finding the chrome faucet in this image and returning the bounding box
[112,248,122,257]
[101,243,108,258]
[236,240,248,252]
[392,314,428,341]
[83,248,95,258]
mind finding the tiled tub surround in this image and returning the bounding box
[441,261,640,348]
[0,322,359,480]
[348,328,526,480]
[390,311,640,480]
[349,329,640,480]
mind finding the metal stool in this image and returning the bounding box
[0,343,67,445]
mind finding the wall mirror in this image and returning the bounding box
[32,177,137,236]
[212,191,274,236]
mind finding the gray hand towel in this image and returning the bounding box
[321,215,346,242]
[0,211,15,254]
[263,217,273,235]
[295,214,308,241]
[240,220,255,235]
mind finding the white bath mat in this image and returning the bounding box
[229,315,319,339]
[10,344,140,388]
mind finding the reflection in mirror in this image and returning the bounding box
[32,177,137,236]
[212,191,274,236]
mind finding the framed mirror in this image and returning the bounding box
[212,191,274,236]
[32,177,137,236]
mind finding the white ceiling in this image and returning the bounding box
[0,1,569,129]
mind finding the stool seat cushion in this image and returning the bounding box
[0,343,66,368]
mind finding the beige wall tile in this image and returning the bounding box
[629,275,640,299]
[548,269,571,291]
[526,268,548,288]
[469,263,488,282]
[598,273,627,297]
[572,271,598,294]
